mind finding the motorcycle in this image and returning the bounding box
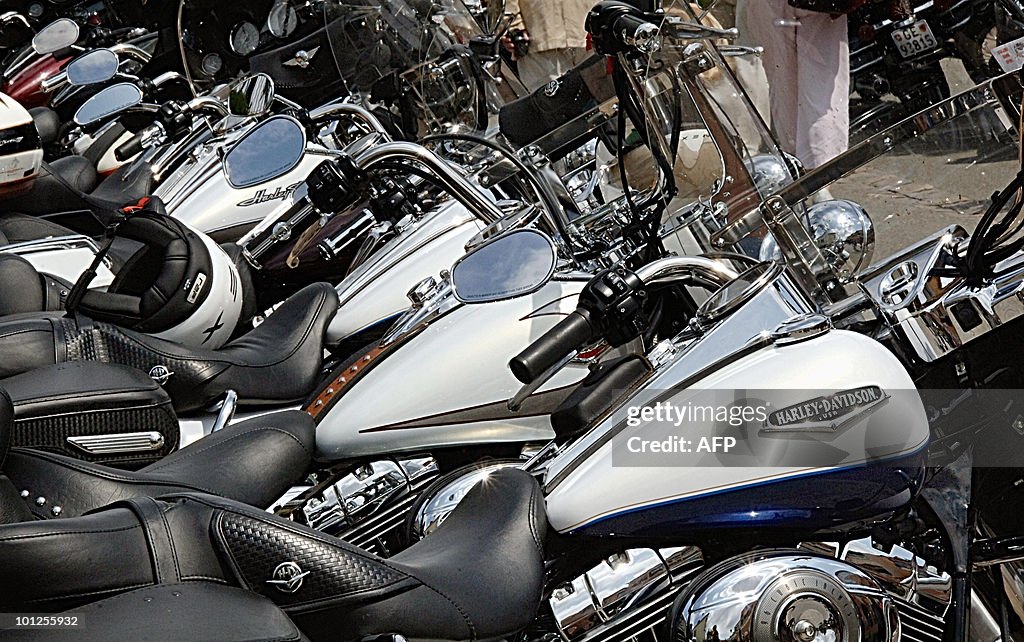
[848,0,1007,142]
[0,3,1023,640]
[374,3,1024,640]
[262,2,790,554]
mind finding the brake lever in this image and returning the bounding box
[507,350,578,412]
[717,45,763,58]
[662,17,738,41]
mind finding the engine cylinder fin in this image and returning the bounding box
[894,597,945,642]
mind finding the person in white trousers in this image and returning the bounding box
[503,0,593,90]
[741,0,850,169]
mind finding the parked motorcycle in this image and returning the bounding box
[375,3,1024,640]
[848,0,1007,142]
[0,2,1022,641]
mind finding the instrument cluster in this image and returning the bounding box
[180,0,310,82]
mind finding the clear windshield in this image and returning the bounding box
[639,2,1023,298]
[322,0,492,134]
[820,79,1020,274]
[599,1,793,247]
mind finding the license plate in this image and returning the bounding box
[891,20,938,59]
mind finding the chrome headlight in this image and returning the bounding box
[760,199,875,281]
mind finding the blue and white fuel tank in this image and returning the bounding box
[543,266,930,537]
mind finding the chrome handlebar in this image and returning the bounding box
[353,142,504,225]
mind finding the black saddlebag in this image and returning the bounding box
[1,362,179,468]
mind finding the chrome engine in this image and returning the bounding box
[281,456,439,556]
[550,547,704,642]
[548,538,951,642]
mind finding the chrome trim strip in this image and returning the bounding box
[67,431,165,454]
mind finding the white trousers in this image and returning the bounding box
[742,0,849,168]
[516,48,589,91]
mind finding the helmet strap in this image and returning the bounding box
[64,197,151,324]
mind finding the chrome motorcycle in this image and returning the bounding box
[382,3,1024,641]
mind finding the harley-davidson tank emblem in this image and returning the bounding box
[762,386,888,433]
[237,183,300,207]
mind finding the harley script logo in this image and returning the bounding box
[762,386,887,433]
[237,183,301,207]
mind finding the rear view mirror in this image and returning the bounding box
[224,115,306,188]
[228,73,276,117]
[451,229,557,303]
[66,49,119,86]
[32,18,79,55]
[74,83,143,126]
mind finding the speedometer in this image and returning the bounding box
[267,1,298,39]
[229,21,260,56]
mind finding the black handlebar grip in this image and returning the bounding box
[612,12,651,45]
[510,310,596,384]
[114,132,145,162]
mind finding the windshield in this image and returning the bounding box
[757,73,1023,297]
[631,2,1022,301]
[178,0,344,105]
[824,86,1018,270]
[576,1,793,252]
[322,0,493,135]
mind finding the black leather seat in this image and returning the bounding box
[0,282,340,411]
[0,254,70,315]
[0,158,101,220]
[0,211,77,246]
[0,468,548,642]
[0,388,315,522]
[3,584,310,641]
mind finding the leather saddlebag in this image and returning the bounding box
[1,362,179,468]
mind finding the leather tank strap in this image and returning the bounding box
[100,496,181,585]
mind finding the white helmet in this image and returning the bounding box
[75,207,247,349]
[0,92,43,200]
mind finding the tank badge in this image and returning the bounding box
[284,46,320,69]
[762,386,888,434]
[267,561,309,593]
[237,182,301,207]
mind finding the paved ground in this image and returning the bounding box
[829,59,1021,263]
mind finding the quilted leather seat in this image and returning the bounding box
[0,469,547,641]
[0,388,315,521]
